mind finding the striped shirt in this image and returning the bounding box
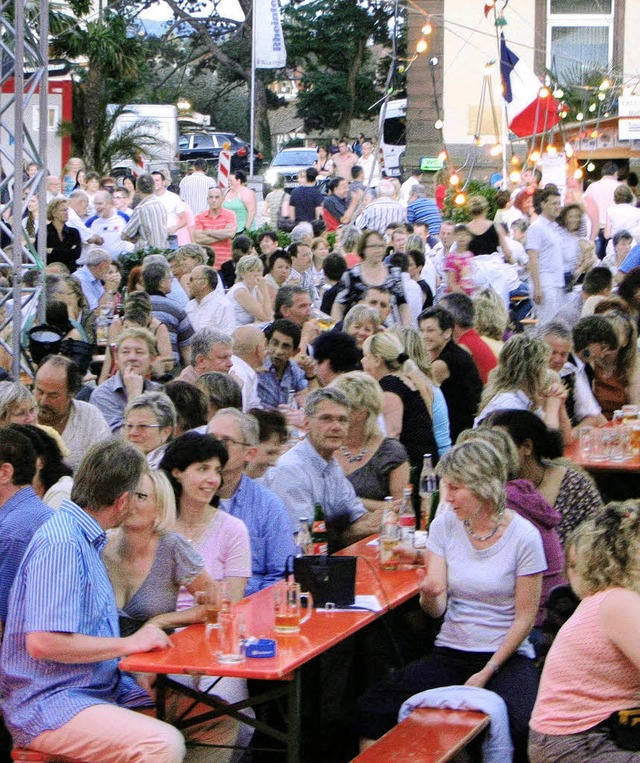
[406,197,442,234]
[0,486,52,623]
[179,171,216,216]
[1,500,150,747]
[149,293,195,363]
[354,198,406,234]
[121,195,167,251]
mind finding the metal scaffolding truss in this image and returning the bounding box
[0,0,49,379]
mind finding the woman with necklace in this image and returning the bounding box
[357,439,545,763]
[332,371,409,511]
[330,229,411,326]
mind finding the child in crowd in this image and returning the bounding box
[444,224,475,295]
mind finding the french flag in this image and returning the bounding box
[500,34,559,138]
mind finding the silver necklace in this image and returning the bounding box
[464,507,505,541]
[340,443,370,463]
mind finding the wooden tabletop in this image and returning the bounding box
[120,536,421,680]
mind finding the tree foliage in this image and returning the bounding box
[283,0,397,137]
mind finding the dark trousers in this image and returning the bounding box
[356,646,539,763]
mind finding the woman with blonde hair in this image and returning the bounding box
[342,304,381,349]
[362,331,439,482]
[103,468,214,637]
[390,325,451,456]
[0,382,37,426]
[475,334,568,433]
[530,502,640,762]
[226,254,273,325]
[46,198,81,273]
[473,288,509,359]
[466,195,512,259]
[331,371,409,511]
[357,438,545,762]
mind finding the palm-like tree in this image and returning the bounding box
[52,9,148,171]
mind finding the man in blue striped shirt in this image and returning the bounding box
[0,439,185,762]
[0,427,52,632]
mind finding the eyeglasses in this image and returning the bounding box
[216,435,251,447]
[310,414,349,425]
[123,423,164,432]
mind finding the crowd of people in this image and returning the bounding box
[1,150,640,763]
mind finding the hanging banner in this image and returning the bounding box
[255,0,287,69]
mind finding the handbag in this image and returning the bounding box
[607,708,640,751]
[290,555,357,608]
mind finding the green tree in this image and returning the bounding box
[52,9,149,171]
[283,0,396,137]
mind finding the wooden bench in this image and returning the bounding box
[351,708,489,763]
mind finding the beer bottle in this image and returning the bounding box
[311,502,328,555]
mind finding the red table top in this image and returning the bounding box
[565,435,640,473]
[120,536,421,680]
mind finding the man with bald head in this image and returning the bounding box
[231,326,267,412]
[185,264,235,335]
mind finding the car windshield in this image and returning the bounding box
[272,151,316,166]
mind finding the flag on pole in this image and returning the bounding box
[500,34,559,138]
[255,0,287,69]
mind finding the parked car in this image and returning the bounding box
[178,131,263,173]
[263,147,319,195]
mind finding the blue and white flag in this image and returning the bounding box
[255,0,287,69]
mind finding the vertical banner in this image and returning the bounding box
[254,0,287,69]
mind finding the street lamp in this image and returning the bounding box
[177,98,191,112]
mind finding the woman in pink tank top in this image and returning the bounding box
[529,501,640,762]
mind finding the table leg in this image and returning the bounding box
[287,671,301,763]
[156,674,167,721]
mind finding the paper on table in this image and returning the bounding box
[316,595,383,613]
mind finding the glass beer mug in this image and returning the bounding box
[273,580,313,633]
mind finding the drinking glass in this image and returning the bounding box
[217,608,245,663]
[274,581,313,633]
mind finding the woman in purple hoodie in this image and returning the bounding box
[459,426,566,628]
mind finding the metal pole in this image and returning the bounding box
[37,0,49,322]
[11,0,25,381]
[249,0,256,178]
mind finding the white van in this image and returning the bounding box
[108,104,179,176]
[379,98,407,178]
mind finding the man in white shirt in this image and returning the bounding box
[86,191,134,261]
[151,170,186,250]
[583,161,621,258]
[179,158,215,216]
[185,264,235,335]
[66,191,103,249]
[231,325,266,412]
[525,188,565,326]
[400,169,424,204]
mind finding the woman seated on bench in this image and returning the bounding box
[529,501,640,762]
[356,438,545,763]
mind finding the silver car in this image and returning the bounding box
[263,147,319,195]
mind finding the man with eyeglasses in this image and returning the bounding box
[208,408,296,595]
[264,388,381,548]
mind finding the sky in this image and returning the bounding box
[139,0,245,23]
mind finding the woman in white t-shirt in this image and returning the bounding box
[356,439,545,762]
[226,254,273,326]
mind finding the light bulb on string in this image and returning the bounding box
[587,162,595,172]
[576,112,584,121]
[529,150,540,163]
[591,131,599,139]
[437,150,447,162]
[510,155,521,166]
[546,145,557,156]
[454,192,467,206]
[574,168,584,180]
[553,88,564,99]
[560,110,568,119]
[564,143,574,158]
[416,39,428,54]
[422,22,432,35]
[509,170,521,183]
[588,103,597,113]
[600,79,610,90]
[449,173,460,186]
[539,87,550,98]
[598,92,606,101]
[475,137,484,147]
[490,143,503,157]
[434,119,444,130]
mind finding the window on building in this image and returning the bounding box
[547,0,613,85]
